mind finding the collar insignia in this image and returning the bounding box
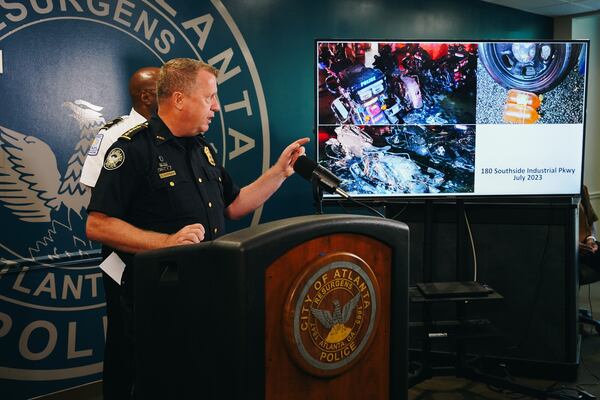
[204,146,216,166]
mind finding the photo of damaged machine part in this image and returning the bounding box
[477,42,586,124]
[318,124,475,196]
[318,42,477,126]
[318,41,585,126]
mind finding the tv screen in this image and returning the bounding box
[316,40,588,199]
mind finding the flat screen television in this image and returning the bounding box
[316,40,589,199]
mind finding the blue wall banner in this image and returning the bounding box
[0,1,269,398]
[0,0,551,398]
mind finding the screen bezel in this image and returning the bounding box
[314,39,590,203]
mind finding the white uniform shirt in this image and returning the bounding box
[80,108,147,188]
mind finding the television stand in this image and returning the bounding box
[409,284,585,399]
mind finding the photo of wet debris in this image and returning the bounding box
[318,42,477,126]
[476,42,586,124]
[318,124,475,196]
[317,41,478,197]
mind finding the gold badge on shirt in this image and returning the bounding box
[204,146,216,166]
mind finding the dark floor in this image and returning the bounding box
[39,334,600,400]
[409,288,600,400]
[36,290,600,400]
[409,334,600,400]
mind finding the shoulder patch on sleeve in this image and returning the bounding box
[100,117,124,131]
[104,147,125,170]
[118,121,149,141]
[87,133,104,156]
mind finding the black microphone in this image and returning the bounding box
[293,155,350,198]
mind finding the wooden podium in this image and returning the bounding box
[133,214,409,399]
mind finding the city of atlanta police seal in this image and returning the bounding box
[283,253,381,377]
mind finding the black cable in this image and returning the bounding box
[388,202,409,220]
[463,209,478,281]
[344,196,385,218]
[577,352,600,387]
[333,197,386,218]
[311,178,324,214]
[335,199,351,214]
[336,199,410,220]
[482,361,528,399]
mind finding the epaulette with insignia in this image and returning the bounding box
[119,121,149,141]
[100,117,124,131]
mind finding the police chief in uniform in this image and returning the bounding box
[86,58,309,399]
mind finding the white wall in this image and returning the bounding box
[556,15,600,320]
[556,14,600,211]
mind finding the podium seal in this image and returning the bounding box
[283,252,381,377]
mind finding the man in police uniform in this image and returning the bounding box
[86,58,308,399]
[80,66,160,188]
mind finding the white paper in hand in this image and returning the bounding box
[99,251,126,285]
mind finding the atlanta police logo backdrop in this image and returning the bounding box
[0,1,268,397]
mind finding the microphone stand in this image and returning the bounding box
[311,176,324,214]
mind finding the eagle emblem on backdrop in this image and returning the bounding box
[0,100,105,259]
[0,1,269,397]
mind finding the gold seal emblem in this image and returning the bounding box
[103,148,125,170]
[203,146,216,166]
[283,253,380,377]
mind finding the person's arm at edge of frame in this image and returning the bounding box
[225,137,309,220]
[86,211,206,253]
[581,185,599,253]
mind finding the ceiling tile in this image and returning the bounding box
[482,0,561,8]
[575,0,600,10]
[480,0,600,16]
[531,2,596,15]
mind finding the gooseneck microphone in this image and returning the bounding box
[293,155,350,199]
[293,155,385,218]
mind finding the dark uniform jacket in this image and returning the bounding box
[87,114,240,274]
[88,115,240,398]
